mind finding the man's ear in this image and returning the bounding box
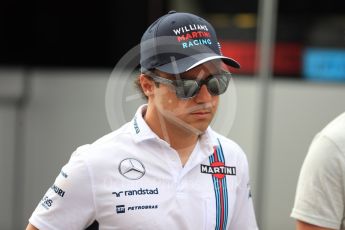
[139,74,155,97]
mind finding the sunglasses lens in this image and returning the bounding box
[176,80,199,99]
[207,75,229,95]
[174,73,231,99]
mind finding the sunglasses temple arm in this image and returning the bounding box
[150,76,176,87]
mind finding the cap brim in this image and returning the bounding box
[155,54,240,74]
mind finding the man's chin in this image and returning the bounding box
[161,113,211,135]
[170,119,209,136]
[186,120,210,134]
[192,125,208,134]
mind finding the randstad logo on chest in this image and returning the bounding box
[112,188,159,198]
[172,24,212,49]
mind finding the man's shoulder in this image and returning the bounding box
[72,122,134,158]
[92,122,132,146]
[320,111,345,152]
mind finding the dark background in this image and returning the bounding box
[0,0,168,68]
[1,0,344,68]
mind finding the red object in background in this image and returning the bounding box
[220,41,258,75]
[220,40,302,76]
[273,43,302,76]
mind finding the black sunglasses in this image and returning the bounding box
[146,71,232,99]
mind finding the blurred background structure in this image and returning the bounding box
[1,0,345,229]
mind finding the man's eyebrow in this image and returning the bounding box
[176,75,194,80]
[169,74,189,80]
[174,73,220,80]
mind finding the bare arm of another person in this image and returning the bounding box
[297,220,335,230]
[26,223,39,230]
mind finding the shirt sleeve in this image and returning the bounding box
[229,151,259,230]
[291,134,345,229]
[29,149,96,230]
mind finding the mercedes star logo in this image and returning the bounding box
[118,158,146,180]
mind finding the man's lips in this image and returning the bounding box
[190,110,212,119]
[173,103,214,116]
[190,110,211,115]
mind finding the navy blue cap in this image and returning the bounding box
[140,11,240,74]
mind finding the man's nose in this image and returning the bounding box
[194,84,212,102]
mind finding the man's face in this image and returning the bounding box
[150,61,225,135]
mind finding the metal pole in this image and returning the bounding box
[12,68,31,229]
[255,0,278,227]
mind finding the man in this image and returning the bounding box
[291,111,345,230]
[27,10,258,229]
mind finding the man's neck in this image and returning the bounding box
[144,108,200,165]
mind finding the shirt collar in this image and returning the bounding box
[130,104,159,143]
[131,104,216,155]
[199,127,217,157]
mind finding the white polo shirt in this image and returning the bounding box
[29,104,258,230]
[291,112,345,229]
